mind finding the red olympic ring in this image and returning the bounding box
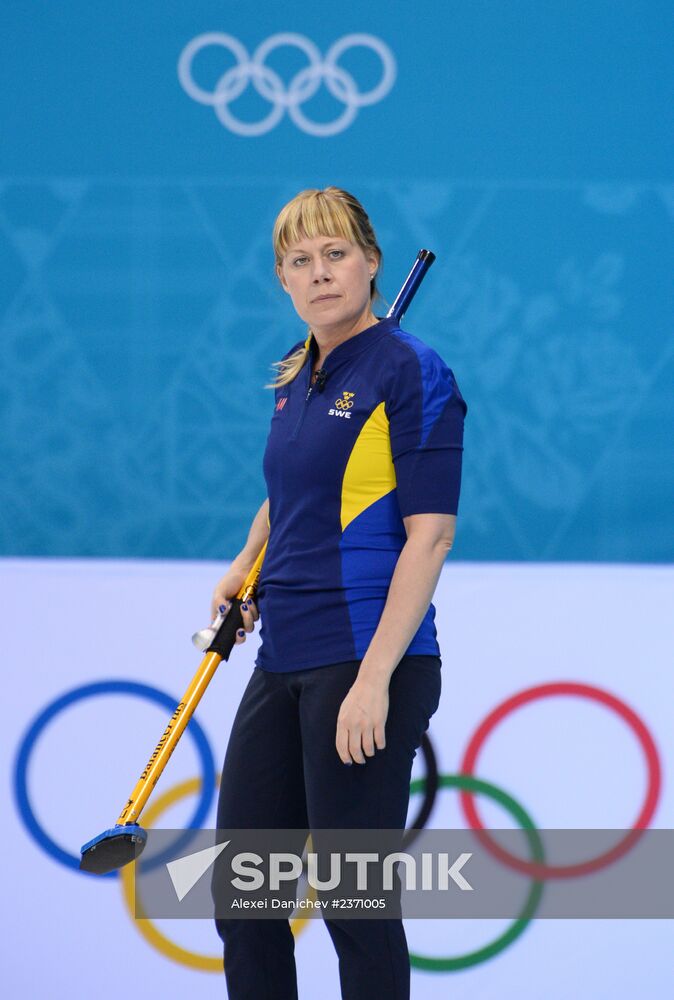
[459,682,661,879]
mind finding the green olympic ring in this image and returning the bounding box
[407,774,545,971]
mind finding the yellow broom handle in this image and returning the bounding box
[116,541,268,826]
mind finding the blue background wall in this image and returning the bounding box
[1,0,671,561]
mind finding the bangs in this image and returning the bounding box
[273,191,361,261]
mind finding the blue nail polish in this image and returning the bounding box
[237,629,245,637]
[218,605,226,613]
[241,603,248,611]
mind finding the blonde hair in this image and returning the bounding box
[267,187,383,389]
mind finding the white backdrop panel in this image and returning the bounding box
[3,559,672,998]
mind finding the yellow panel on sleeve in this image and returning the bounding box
[340,401,397,531]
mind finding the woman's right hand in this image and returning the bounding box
[210,567,259,645]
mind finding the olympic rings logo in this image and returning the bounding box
[12,679,662,973]
[177,32,397,137]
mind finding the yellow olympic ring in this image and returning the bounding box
[120,775,314,973]
[335,399,353,409]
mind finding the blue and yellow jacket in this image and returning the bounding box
[255,315,467,673]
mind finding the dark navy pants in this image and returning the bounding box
[213,653,442,1000]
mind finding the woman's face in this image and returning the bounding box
[277,234,379,334]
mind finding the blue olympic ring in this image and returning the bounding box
[13,680,217,879]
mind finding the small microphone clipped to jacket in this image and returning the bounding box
[314,368,328,392]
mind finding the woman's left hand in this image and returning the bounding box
[336,675,389,765]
